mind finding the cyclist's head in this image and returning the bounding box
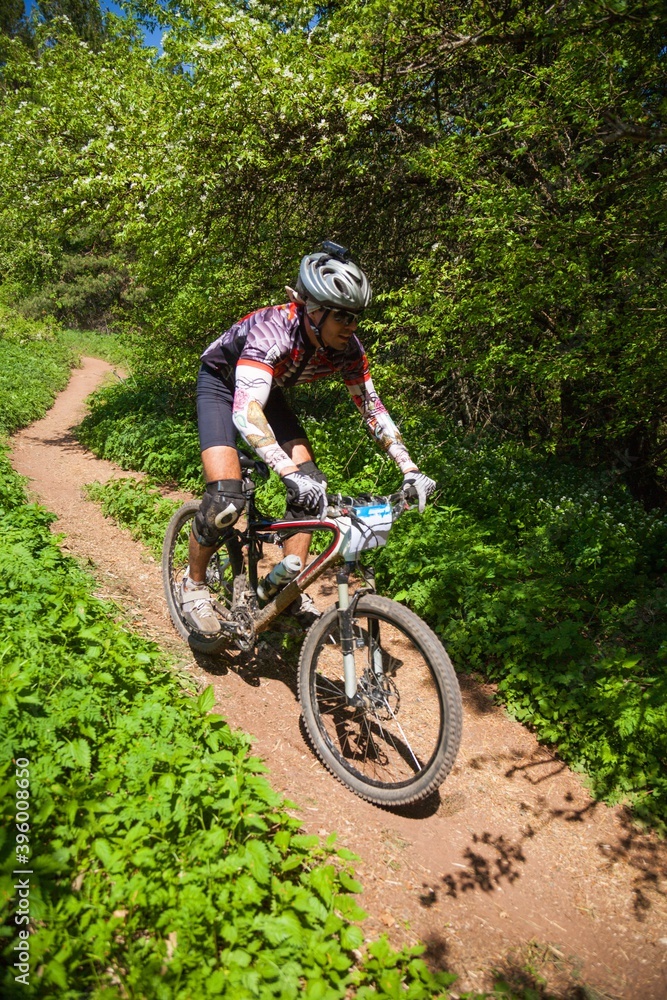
[289,241,372,317]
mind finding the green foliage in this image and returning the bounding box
[0,306,74,433]
[35,1,106,49]
[17,250,135,329]
[76,376,203,488]
[0,449,464,999]
[85,476,180,558]
[349,937,457,998]
[0,1,30,43]
[2,0,665,492]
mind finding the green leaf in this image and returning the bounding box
[197,685,216,715]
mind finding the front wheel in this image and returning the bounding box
[298,594,462,806]
[162,500,235,654]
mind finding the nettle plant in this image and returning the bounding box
[0,452,457,999]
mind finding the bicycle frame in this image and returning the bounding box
[215,475,377,700]
[210,469,410,701]
[235,512,350,633]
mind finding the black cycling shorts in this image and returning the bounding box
[196,364,307,453]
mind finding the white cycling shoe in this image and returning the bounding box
[179,575,222,635]
[288,592,321,628]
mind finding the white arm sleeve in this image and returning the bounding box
[346,375,417,474]
[232,362,295,475]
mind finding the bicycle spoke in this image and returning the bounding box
[373,700,421,772]
[308,610,444,789]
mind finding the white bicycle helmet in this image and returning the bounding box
[295,242,372,313]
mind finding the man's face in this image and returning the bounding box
[310,308,360,350]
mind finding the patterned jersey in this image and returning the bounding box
[201,302,416,478]
[201,303,370,388]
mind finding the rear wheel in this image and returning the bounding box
[162,500,235,653]
[298,594,462,806]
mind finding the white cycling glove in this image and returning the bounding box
[402,470,436,513]
[282,471,328,517]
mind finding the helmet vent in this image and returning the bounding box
[297,248,372,312]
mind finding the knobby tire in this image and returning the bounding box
[298,594,462,806]
[162,500,233,654]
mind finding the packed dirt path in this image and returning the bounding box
[10,358,667,999]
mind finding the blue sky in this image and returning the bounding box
[24,1,164,51]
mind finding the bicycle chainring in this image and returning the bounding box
[232,607,256,652]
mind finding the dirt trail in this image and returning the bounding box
[10,357,667,998]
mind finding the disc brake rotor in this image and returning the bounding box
[357,670,400,719]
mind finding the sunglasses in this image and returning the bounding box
[330,308,361,326]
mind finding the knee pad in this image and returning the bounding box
[193,480,245,547]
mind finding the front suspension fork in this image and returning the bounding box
[336,564,381,702]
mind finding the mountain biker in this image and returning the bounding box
[181,241,436,634]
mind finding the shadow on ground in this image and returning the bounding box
[598,810,667,923]
[420,932,616,999]
[491,941,621,1000]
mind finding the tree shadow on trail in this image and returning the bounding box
[420,828,529,906]
[492,948,618,1000]
[458,672,497,715]
[421,931,453,973]
[597,809,667,924]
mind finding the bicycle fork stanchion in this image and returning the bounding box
[337,567,359,700]
[369,619,383,677]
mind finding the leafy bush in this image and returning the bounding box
[76,376,203,489]
[17,251,134,330]
[0,307,74,434]
[0,450,460,999]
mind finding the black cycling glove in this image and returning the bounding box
[282,471,328,517]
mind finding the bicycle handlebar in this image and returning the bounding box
[238,449,435,516]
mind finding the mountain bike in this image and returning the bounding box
[162,454,462,806]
